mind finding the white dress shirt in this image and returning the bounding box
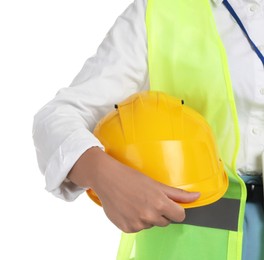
[33,0,264,201]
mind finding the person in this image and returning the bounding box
[32,0,264,259]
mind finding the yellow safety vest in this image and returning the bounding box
[117,0,246,259]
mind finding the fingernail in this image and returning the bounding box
[193,192,200,198]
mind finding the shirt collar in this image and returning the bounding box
[212,0,224,7]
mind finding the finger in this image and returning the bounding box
[127,220,154,233]
[140,211,171,228]
[151,216,171,227]
[161,184,200,203]
[162,199,186,222]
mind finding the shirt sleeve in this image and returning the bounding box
[32,0,149,201]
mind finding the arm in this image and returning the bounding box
[33,0,199,232]
[68,147,200,233]
[33,0,148,201]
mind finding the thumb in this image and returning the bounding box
[162,184,200,203]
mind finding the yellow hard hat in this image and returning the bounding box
[87,91,228,208]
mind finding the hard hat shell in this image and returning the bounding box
[87,91,228,208]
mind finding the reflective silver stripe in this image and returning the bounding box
[175,198,240,231]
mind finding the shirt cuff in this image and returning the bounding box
[44,128,104,201]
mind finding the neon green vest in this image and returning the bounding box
[117,0,246,259]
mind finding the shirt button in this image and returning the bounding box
[252,127,260,135]
[260,88,264,95]
[249,4,259,12]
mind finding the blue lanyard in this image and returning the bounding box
[223,0,264,67]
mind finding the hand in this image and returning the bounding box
[68,147,200,233]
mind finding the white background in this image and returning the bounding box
[0,0,132,259]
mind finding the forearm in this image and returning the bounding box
[67,145,200,233]
[67,146,104,189]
